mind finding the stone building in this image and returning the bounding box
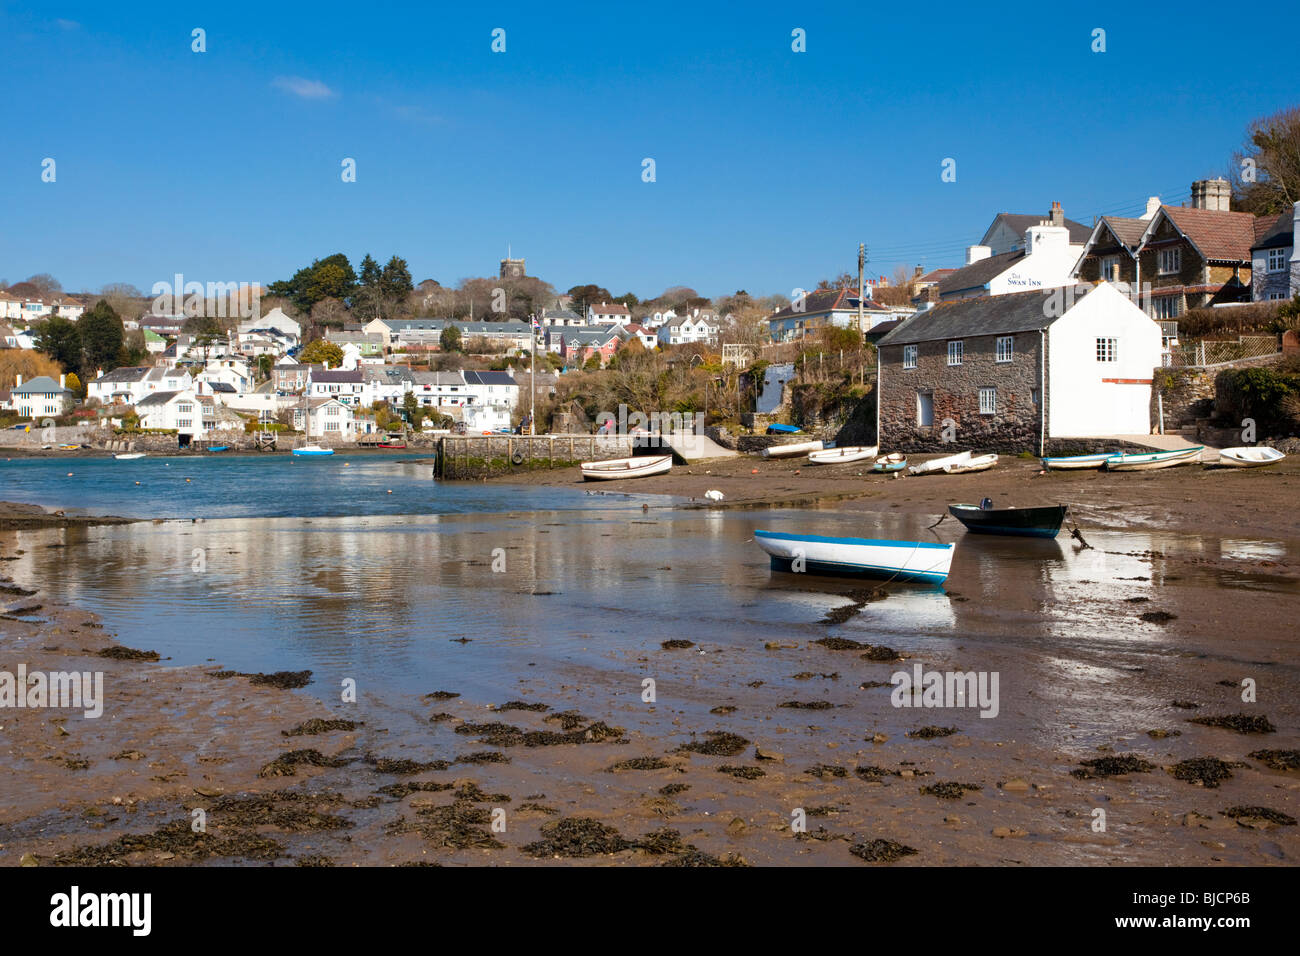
[876,283,1160,453]
[1250,201,1299,303]
[500,257,526,279]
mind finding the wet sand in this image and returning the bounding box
[3,460,1298,866]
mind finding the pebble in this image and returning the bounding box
[1001,778,1030,792]
[992,826,1029,838]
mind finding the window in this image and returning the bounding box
[1152,296,1180,320]
[177,403,193,414]
[1100,256,1120,282]
[1269,292,1287,300]
[1158,248,1181,275]
[1267,248,1287,273]
[903,344,917,369]
[1031,388,1040,406]
[177,418,192,429]
[325,422,340,432]
[947,340,964,366]
[978,387,997,415]
[995,336,1013,363]
[1096,338,1117,362]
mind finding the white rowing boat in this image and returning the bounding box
[1104,446,1203,471]
[873,453,907,473]
[1041,452,1113,470]
[1216,446,1286,468]
[908,450,971,475]
[761,440,825,459]
[944,453,998,474]
[808,444,878,465]
[753,529,955,584]
[580,454,672,480]
[114,453,146,460]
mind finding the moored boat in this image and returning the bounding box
[872,453,907,473]
[908,450,971,475]
[114,453,146,460]
[207,446,229,453]
[580,454,672,481]
[292,444,335,457]
[1041,452,1113,470]
[948,501,1067,538]
[1215,446,1285,468]
[754,529,955,584]
[808,444,878,465]
[944,453,998,474]
[1104,446,1203,471]
[761,440,825,459]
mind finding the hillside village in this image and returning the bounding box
[2,177,1298,452]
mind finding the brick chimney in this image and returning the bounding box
[1048,201,1065,228]
[1191,178,1231,212]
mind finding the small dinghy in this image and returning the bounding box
[949,499,1067,538]
[808,444,878,465]
[114,453,146,460]
[761,440,824,459]
[580,454,672,481]
[754,530,955,584]
[909,450,971,475]
[1104,446,1202,471]
[944,453,998,474]
[206,446,229,453]
[1041,452,1113,471]
[872,453,907,473]
[292,444,335,457]
[1215,446,1285,468]
[766,423,803,435]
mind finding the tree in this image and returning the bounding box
[441,323,463,353]
[613,292,639,308]
[298,339,345,368]
[100,282,145,322]
[23,273,62,297]
[0,349,64,391]
[77,300,127,377]
[267,253,358,314]
[257,354,274,381]
[1231,105,1300,214]
[402,391,423,430]
[567,284,613,314]
[65,371,83,398]
[183,314,224,363]
[33,315,82,372]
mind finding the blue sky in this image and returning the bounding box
[2,1,1296,301]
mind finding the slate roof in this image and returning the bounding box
[936,251,1026,296]
[1251,205,1295,251]
[94,366,151,384]
[311,369,364,384]
[12,375,72,395]
[136,390,183,407]
[463,371,517,386]
[768,288,892,321]
[363,365,417,385]
[876,287,1096,347]
[983,212,1092,246]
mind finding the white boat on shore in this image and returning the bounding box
[944,453,998,474]
[807,444,878,465]
[753,529,955,584]
[580,454,672,480]
[1216,446,1286,468]
[292,444,334,457]
[113,453,146,460]
[1104,446,1203,471]
[908,450,971,475]
[1041,452,1113,470]
[761,440,824,459]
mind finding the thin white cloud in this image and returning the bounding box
[55,18,80,30]
[391,103,443,127]
[272,76,337,100]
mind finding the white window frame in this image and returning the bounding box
[1267,248,1287,273]
[1100,256,1120,282]
[903,344,917,369]
[978,387,997,415]
[1152,296,1179,321]
[995,336,1013,363]
[1096,337,1118,363]
[1158,247,1181,275]
[947,340,964,366]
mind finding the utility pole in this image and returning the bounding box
[857,242,868,335]
[530,312,536,436]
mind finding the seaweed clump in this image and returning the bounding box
[805,764,848,779]
[97,646,160,662]
[660,639,695,650]
[1248,749,1300,771]
[1169,757,1247,788]
[247,670,313,689]
[849,839,918,864]
[258,749,352,778]
[779,700,834,710]
[717,765,766,780]
[1070,755,1155,779]
[1221,806,1296,827]
[523,817,632,858]
[920,781,981,799]
[907,726,958,740]
[282,719,361,737]
[607,757,672,772]
[1188,713,1276,734]
[675,732,749,757]
[455,720,624,748]
[52,819,283,866]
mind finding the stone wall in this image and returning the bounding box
[435,434,632,479]
[1151,352,1285,432]
[879,331,1043,452]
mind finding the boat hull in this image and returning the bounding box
[1041,453,1112,470]
[808,445,878,465]
[762,441,825,459]
[1216,446,1285,468]
[1105,447,1203,471]
[754,530,954,584]
[944,454,998,474]
[292,448,334,457]
[580,455,672,480]
[949,504,1066,538]
[872,454,907,473]
[114,453,146,460]
[909,450,971,475]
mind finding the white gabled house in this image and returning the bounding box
[11,374,74,418]
[292,397,357,439]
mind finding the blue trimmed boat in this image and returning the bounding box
[872,453,907,473]
[207,446,229,453]
[1105,446,1203,471]
[1041,452,1113,470]
[754,529,955,584]
[949,501,1066,538]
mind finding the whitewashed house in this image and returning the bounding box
[657,311,719,346]
[308,368,365,406]
[12,374,74,418]
[586,302,632,325]
[939,217,1081,302]
[292,397,357,439]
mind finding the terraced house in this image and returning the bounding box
[875,284,1160,453]
[1251,201,1300,302]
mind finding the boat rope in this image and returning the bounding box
[1069,525,1093,550]
[926,513,949,534]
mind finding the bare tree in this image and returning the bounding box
[1231,105,1300,214]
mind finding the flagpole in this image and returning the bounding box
[530,312,536,435]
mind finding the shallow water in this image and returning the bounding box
[6,502,1297,754]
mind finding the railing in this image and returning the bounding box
[1163,335,1280,368]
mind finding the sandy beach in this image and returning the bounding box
[2,451,1298,867]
